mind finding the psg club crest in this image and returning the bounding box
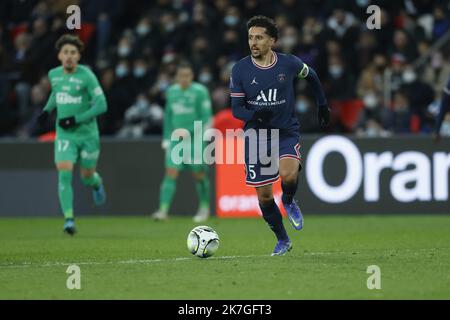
[277,73,286,82]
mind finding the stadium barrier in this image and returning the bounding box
[0,135,448,217]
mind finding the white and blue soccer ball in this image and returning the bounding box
[187,226,220,258]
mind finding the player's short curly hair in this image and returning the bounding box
[177,60,193,71]
[247,15,278,41]
[55,34,84,53]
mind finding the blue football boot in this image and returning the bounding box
[271,239,292,256]
[93,184,106,206]
[284,199,304,231]
[63,219,76,236]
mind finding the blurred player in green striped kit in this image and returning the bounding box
[38,34,107,235]
[152,62,213,222]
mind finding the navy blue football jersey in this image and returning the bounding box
[230,51,309,132]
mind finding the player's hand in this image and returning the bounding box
[161,140,169,149]
[59,116,77,129]
[37,111,49,127]
[432,132,441,144]
[253,108,273,124]
[318,105,330,127]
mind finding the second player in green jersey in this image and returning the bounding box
[152,62,213,222]
[38,34,108,235]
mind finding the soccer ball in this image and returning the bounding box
[187,226,220,258]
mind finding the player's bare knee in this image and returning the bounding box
[256,191,273,206]
[166,168,179,179]
[192,171,205,181]
[280,170,297,185]
[80,168,95,179]
[56,161,73,171]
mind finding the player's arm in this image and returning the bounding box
[43,91,56,113]
[295,57,330,127]
[75,71,107,124]
[38,74,56,127]
[162,90,172,149]
[59,70,107,129]
[433,77,450,140]
[230,65,255,122]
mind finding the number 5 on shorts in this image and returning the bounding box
[247,164,256,180]
[57,139,70,152]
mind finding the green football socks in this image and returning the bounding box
[195,176,210,209]
[159,175,176,213]
[81,172,102,190]
[58,170,74,220]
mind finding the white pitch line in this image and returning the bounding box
[1,247,447,269]
[0,254,266,269]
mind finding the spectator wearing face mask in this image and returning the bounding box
[323,54,355,102]
[423,51,450,96]
[133,16,162,60]
[383,91,412,134]
[112,60,135,127]
[97,67,135,135]
[278,25,299,55]
[117,93,163,138]
[324,8,359,67]
[400,65,435,132]
[116,36,134,60]
[197,66,213,88]
[130,56,155,97]
[295,94,321,133]
[356,117,390,138]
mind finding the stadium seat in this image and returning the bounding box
[336,99,364,131]
[75,23,96,45]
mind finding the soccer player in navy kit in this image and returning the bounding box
[230,16,330,255]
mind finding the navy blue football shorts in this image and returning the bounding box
[244,129,302,187]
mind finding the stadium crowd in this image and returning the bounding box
[0,0,449,138]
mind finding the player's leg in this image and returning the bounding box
[244,131,290,255]
[279,138,304,230]
[152,167,179,220]
[192,167,210,222]
[152,140,184,220]
[80,167,106,206]
[55,137,78,235]
[56,161,76,235]
[256,184,292,256]
[79,136,105,206]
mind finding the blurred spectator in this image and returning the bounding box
[383,91,412,134]
[356,117,391,138]
[400,65,435,132]
[388,29,419,63]
[324,8,359,69]
[130,56,155,97]
[295,94,321,133]
[440,113,450,137]
[357,54,388,103]
[431,4,450,41]
[323,54,355,101]
[278,25,299,55]
[423,51,450,97]
[117,93,163,138]
[16,76,52,137]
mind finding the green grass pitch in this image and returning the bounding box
[0,215,449,299]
